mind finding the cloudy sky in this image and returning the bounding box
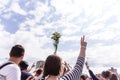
[0,0,120,73]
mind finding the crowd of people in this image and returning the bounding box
[0,36,119,80]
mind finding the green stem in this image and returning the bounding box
[53,41,58,54]
[54,44,58,55]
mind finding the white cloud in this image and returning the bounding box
[0,30,12,58]
[0,24,4,31]
[30,26,45,36]
[51,0,83,17]
[1,0,120,74]
[28,1,50,23]
[87,43,120,66]
[20,20,36,27]
[61,22,81,35]
[84,23,105,33]
[83,43,120,73]
[0,0,10,11]
[10,1,27,15]
[89,30,117,40]
[2,12,12,19]
[62,36,79,42]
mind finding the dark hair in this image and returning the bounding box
[35,68,42,76]
[80,74,86,80]
[9,44,25,57]
[101,70,111,79]
[43,55,61,78]
[19,60,28,70]
[110,74,118,80]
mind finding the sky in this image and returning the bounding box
[0,0,120,74]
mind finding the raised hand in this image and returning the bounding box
[85,61,90,70]
[81,35,87,49]
[79,36,87,57]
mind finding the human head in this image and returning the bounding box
[110,74,118,80]
[101,70,111,79]
[34,68,43,76]
[80,74,86,80]
[9,44,25,58]
[19,60,28,70]
[43,54,62,78]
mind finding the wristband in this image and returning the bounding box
[81,46,86,49]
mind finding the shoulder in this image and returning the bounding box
[1,63,20,73]
[0,63,21,80]
[5,63,19,70]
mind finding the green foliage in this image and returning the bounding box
[51,32,61,54]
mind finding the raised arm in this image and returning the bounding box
[85,61,90,70]
[85,61,99,80]
[79,35,87,57]
[61,36,87,80]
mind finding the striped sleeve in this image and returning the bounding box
[60,57,85,80]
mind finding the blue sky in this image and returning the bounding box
[0,0,120,73]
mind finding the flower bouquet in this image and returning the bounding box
[51,32,61,54]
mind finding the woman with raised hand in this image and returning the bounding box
[38,36,87,80]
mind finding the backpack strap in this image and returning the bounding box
[0,62,13,69]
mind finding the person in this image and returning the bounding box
[85,61,99,80]
[85,61,112,80]
[27,63,35,72]
[110,74,118,80]
[19,60,34,80]
[101,70,111,80]
[80,74,86,80]
[33,68,43,79]
[0,44,25,80]
[38,35,87,80]
[109,67,120,80]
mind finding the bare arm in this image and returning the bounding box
[61,36,87,80]
[79,35,87,58]
[85,61,90,70]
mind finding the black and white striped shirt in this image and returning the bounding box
[39,57,85,80]
[60,57,85,80]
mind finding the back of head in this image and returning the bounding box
[80,74,86,80]
[101,70,111,79]
[43,54,61,78]
[19,60,28,70]
[110,74,118,80]
[35,68,43,76]
[9,44,25,58]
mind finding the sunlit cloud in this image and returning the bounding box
[0,0,120,73]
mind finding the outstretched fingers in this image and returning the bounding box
[81,35,87,48]
[81,35,85,42]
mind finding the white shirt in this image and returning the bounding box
[0,62,21,80]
